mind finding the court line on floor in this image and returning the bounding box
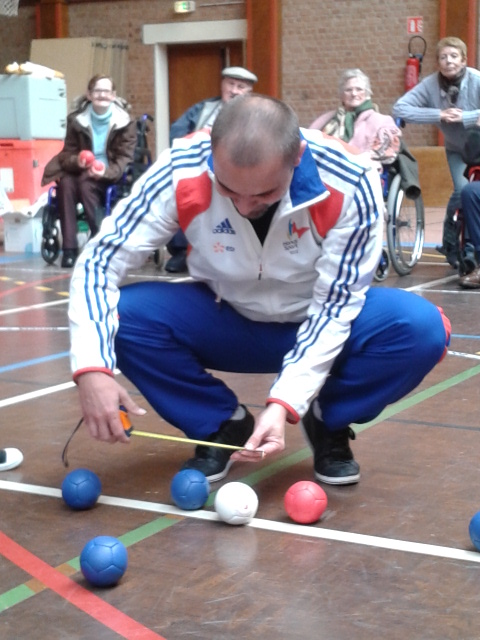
[1,479,479,565]
[0,353,69,376]
[0,530,167,640]
[0,274,70,299]
[0,298,68,316]
[0,327,68,331]
[0,516,178,614]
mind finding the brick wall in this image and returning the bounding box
[281,0,439,146]
[0,0,443,152]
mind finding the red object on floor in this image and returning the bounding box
[0,138,63,203]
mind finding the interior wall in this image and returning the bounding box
[0,0,446,152]
[281,0,440,147]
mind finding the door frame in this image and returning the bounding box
[143,20,247,155]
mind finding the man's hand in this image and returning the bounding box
[440,108,463,123]
[231,403,287,462]
[76,371,146,443]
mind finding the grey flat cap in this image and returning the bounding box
[221,66,258,84]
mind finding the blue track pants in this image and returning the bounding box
[115,282,449,439]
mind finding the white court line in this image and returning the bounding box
[0,381,76,408]
[448,350,480,361]
[1,479,479,565]
[0,299,68,316]
[0,369,121,409]
[0,327,68,332]
[405,274,458,292]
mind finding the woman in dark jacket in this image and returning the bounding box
[42,74,136,267]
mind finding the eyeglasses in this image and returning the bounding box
[91,89,113,96]
[343,87,366,94]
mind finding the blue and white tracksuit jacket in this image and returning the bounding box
[69,128,385,421]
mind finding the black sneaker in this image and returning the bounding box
[182,406,254,482]
[301,403,360,485]
[61,248,78,269]
[165,251,188,273]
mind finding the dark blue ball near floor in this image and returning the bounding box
[170,468,210,510]
[80,536,128,587]
[61,468,102,510]
[469,511,480,551]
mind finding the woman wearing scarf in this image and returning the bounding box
[393,37,480,269]
[309,68,401,168]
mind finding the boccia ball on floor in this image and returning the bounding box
[284,481,328,524]
[214,482,258,525]
[170,468,210,510]
[80,536,128,587]
[61,468,102,510]
[469,511,480,551]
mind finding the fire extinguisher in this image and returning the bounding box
[405,36,427,92]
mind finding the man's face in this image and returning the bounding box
[221,77,254,103]
[213,142,306,219]
[438,46,466,79]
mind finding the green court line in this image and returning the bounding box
[0,584,36,612]
[0,515,180,613]
[354,363,480,433]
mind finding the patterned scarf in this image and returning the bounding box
[322,99,375,142]
[438,67,466,105]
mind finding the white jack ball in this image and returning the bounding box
[214,482,259,525]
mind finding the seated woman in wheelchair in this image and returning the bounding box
[41,74,137,268]
[309,68,402,169]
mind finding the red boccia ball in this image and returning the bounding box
[78,150,95,168]
[91,159,105,174]
[284,481,328,524]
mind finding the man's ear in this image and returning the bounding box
[294,140,307,167]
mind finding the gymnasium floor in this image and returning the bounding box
[1,209,480,639]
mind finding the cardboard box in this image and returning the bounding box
[0,75,67,140]
[3,211,43,253]
[0,139,63,203]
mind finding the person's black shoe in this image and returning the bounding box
[165,251,188,273]
[301,403,360,485]
[445,251,459,270]
[182,406,254,482]
[61,248,78,269]
[436,244,459,269]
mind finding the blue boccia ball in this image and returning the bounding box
[80,535,128,587]
[469,511,480,551]
[170,469,210,510]
[61,468,102,510]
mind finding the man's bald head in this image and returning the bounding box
[211,94,301,169]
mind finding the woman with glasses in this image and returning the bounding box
[393,37,480,268]
[309,68,401,169]
[42,74,137,268]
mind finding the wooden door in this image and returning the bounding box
[167,42,244,125]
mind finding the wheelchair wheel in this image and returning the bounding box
[374,248,390,282]
[41,234,60,264]
[40,205,60,265]
[386,173,425,276]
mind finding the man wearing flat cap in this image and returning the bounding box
[166,66,258,272]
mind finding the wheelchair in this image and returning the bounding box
[40,182,122,264]
[454,164,480,276]
[374,162,425,282]
[40,114,154,266]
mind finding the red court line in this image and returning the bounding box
[0,274,71,299]
[0,531,166,640]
